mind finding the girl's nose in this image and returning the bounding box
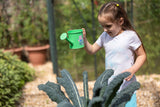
[104,28,108,32]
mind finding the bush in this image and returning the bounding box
[0,50,35,107]
[38,69,140,107]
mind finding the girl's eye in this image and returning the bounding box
[105,25,112,28]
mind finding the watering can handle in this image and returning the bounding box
[60,33,73,45]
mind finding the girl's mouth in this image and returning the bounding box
[108,32,112,35]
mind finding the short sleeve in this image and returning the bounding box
[95,32,106,47]
[129,32,142,51]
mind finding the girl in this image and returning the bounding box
[82,1,146,107]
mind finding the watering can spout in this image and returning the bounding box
[60,33,73,45]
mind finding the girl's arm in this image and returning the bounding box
[124,45,147,81]
[82,28,102,54]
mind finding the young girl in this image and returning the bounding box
[82,1,146,107]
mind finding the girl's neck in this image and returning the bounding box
[116,29,124,36]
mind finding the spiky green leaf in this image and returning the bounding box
[57,101,73,107]
[103,72,131,107]
[38,81,69,103]
[83,71,89,107]
[88,97,103,107]
[57,69,84,107]
[93,69,114,97]
[110,81,140,107]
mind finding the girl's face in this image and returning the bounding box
[98,13,124,37]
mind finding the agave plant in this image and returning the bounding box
[38,69,140,107]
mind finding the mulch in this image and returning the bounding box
[16,62,160,107]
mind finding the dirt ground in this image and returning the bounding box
[16,62,160,107]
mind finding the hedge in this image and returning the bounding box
[0,50,35,107]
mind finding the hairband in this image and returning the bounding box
[116,4,119,7]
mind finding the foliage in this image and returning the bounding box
[55,0,136,80]
[13,0,49,46]
[55,0,105,80]
[38,69,140,107]
[0,1,12,48]
[0,17,11,48]
[0,50,35,107]
[0,0,49,48]
[134,0,160,74]
[55,0,160,77]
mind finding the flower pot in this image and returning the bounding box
[4,47,23,59]
[25,45,50,66]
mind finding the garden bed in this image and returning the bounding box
[16,62,160,107]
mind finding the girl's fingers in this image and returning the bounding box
[125,75,132,81]
[125,77,130,81]
[125,77,131,81]
[82,28,86,37]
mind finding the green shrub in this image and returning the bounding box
[0,50,35,107]
[38,69,140,107]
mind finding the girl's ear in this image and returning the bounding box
[119,17,124,25]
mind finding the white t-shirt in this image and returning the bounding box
[96,30,141,90]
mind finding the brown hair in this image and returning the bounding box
[98,1,134,31]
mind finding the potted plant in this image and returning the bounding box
[16,1,50,65]
[1,0,50,63]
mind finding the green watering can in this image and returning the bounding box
[60,29,84,49]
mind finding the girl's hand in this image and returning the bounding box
[82,28,101,54]
[122,69,135,81]
[82,28,86,41]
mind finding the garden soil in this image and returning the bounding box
[16,62,160,107]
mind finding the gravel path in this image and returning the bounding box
[17,62,160,107]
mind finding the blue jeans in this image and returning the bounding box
[125,93,137,107]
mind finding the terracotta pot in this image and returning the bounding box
[25,45,50,66]
[4,47,23,59]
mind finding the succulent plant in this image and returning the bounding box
[38,69,140,107]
